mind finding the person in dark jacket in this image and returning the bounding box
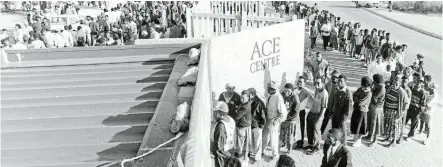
[350,76,372,147]
[322,70,341,134]
[365,74,386,147]
[331,74,353,147]
[280,83,300,153]
[247,88,266,161]
[219,83,242,119]
[321,128,353,167]
[405,76,428,141]
[232,90,252,160]
[211,102,235,167]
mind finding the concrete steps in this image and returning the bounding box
[1,59,175,166]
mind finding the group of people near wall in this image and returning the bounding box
[0,1,195,49]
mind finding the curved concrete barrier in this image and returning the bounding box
[363,8,442,40]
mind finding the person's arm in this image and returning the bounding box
[275,96,288,124]
[358,91,371,111]
[419,90,428,112]
[318,92,328,121]
[345,89,354,118]
[258,102,267,128]
[234,106,247,120]
[213,123,229,157]
[372,86,385,104]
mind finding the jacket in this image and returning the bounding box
[250,97,266,129]
[218,92,242,119]
[370,83,386,108]
[332,87,353,120]
[233,102,252,128]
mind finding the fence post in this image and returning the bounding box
[186,7,193,38]
[241,12,247,31]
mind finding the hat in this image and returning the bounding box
[213,101,229,113]
[225,83,235,89]
[268,81,278,90]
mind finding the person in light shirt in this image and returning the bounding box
[320,19,332,51]
[30,34,46,49]
[12,37,28,49]
[368,54,387,78]
[61,25,74,47]
[43,29,56,48]
[393,45,404,65]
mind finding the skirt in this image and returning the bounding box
[280,120,297,145]
[350,109,367,135]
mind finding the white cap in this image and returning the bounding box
[225,83,235,89]
[213,101,229,113]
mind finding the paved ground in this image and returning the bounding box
[244,1,443,167]
[366,7,442,37]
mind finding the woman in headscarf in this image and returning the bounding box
[350,76,372,147]
[218,83,242,119]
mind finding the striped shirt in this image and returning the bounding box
[385,88,399,110]
[410,88,427,108]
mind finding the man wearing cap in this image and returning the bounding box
[405,76,428,142]
[232,90,252,160]
[262,81,287,159]
[365,74,386,147]
[247,88,266,161]
[321,70,340,134]
[218,83,241,119]
[211,101,236,167]
[306,76,328,154]
[321,128,353,167]
[383,75,409,147]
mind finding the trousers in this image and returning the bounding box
[236,126,251,160]
[262,120,280,156]
[406,106,421,137]
[306,112,322,148]
[250,127,263,160]
[299,110,307,143]
[368,104,384,141]
[323,35,331,50]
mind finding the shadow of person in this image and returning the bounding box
[263,63,271,98]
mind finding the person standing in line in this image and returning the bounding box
[280,83,300,154]
[405,76,428,142]
[369,28,380,62]
[310,23,318,51]
[364,74,386,147]
[247,88,266,162]
[88,17,100,46]
[419,75,435,145]
[368,54,387,79]
[219,83,242,119]
[294,76,313,150]
[311,52,329,81]
[262,81,287,159]
[321,128,353,167]
[350,76,372,147]
[397,75,412,144]
[61,25,74,47]
[382,75,409,147]
[320,19,332,51]
[232,90,252,161]
[321,70,340,134]
[330,74,353,147]
[306,76,328,155]
[211,101,236,167]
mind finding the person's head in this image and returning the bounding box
[395,62,404,73]
[225,156,242,167]
[326,128,343,146]
[361,76,373,91]
[213,101,229,120]
[364,29,369,35]
[419,61,424,67]
[378,30,382,36]
[64,25,69,31]
[412,72,420,83]
[373,74,384,86]
[330,70,341,84]
[403,67,412,77]
[385,33,390,40]
[276,154,296,167]
[297,76,306,89]
[316,52,322,61]
[395,45,403,52]
[267,81,278,95]
[247,88,257,100]
[104,8,108,13]
[417,54,424,61]
[402,44,407,51]
[401,76,409,86]
[375,54,383,63]
[359,29,363,35]
[337,74,347,89]
[424,75,432,86]
[415,76,425,89]
[15,24,22,30]
[283,83,294,97]
[314,76,324,90]
[386,64,392,72]
[77,26,82,31]
[225,83,235,94]
[240,90,250,104]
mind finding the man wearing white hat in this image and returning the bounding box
[218,83,242,119]
[211,101,236,167]
[262,81,287,159]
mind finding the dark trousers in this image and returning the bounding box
[322,35,330,50]
[298,110,307,143]
[306,112,322,148]
[320,109,331,134]
[311,37,317,49]
[406,106,421,137]
[368,104,384,141]
[419,113,431,138]
[332,117,347,147]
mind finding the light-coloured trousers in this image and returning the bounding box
[262,120,280,156]
[236,126,251,160]
[250,127,263,161]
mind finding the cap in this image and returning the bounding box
[268,81,278,90]
[213,101,229,113]
[225,83,235,89]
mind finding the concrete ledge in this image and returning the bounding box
[363,8,442,40]
[135,38,209,45]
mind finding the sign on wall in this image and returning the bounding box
[209,20,305,101]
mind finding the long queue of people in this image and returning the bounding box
[0,1,195,49]
[210,3,436,167]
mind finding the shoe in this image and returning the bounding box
[423,139,429,145]
[387,140,396,148]
[306,147,320,155]
[234,152,241,158]
[404,137,409,142]
[362,136,372,141]
[368,141,375,147]
[380,137,390,142]
[353,140,362,147]
[396,139,401,144]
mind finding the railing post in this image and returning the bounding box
[241,12,247,31]
[186,7,193,38]
[1,49,10,67]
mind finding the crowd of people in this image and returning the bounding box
[0,1,195,49]
[210,2,437,167]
